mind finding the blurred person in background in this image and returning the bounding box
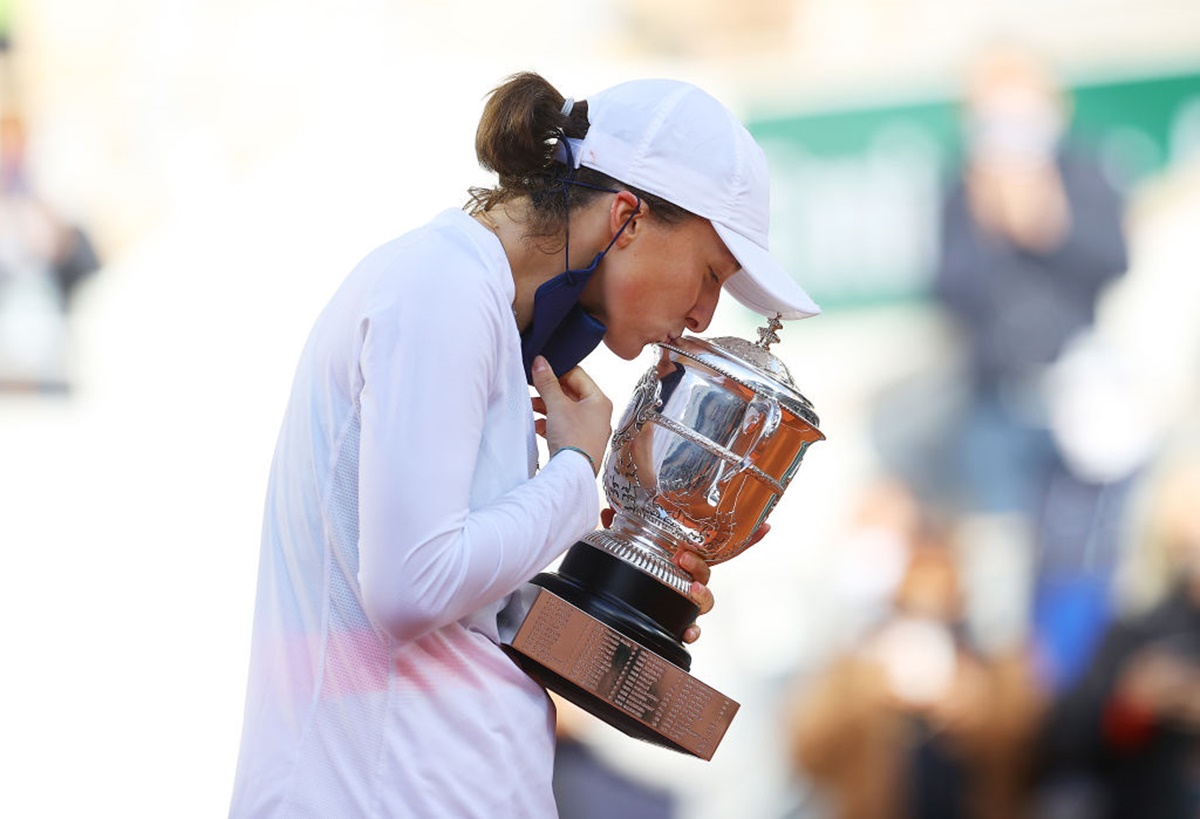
[0,0,11,56]
[932,42,1133,691]
[229,72,817,817]
[0,108,100,392]
[785,490,1044,819]
[1036,435,1200,818]
[827,476,929,649]
[552,694,676,819]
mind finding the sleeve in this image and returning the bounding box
[1036,155,1129,290]
[354,254,600,645]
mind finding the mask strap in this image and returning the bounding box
[561,133,573,276]
[553,130,642,282]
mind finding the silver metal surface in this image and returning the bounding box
[587,320,825,595]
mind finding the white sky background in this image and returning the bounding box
[3,1,1200,817]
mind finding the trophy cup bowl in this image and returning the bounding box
[502,319,824,759]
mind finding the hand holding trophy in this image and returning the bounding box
[503,316,824,760]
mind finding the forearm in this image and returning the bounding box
[359,449,599,643]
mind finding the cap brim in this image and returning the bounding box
[712,222,821,320]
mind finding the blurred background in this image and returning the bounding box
[2,0,1198,817]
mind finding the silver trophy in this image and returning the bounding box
[503,317,824,759]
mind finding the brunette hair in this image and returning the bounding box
[467,72,692,242]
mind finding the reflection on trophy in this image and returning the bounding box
[502,317,824,760]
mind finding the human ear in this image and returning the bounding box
[609,190,646,249]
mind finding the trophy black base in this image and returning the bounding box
[534,541,699,669]
[502,542,739,760]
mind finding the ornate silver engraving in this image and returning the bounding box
[755,314,783,350]
[590,337,825,595]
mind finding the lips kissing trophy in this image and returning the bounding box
[502,316,824,760]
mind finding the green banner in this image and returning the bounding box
[749,68,1200,309]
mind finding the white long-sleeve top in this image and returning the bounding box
[230,208,601,818]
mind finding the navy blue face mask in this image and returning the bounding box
[519,138,639,384]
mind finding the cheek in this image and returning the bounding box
[600,242,700,340]
[598,279,663,358]
[604,291,650,343]
[621,257,692,310]
[604,265,659,323]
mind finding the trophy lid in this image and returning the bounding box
[662,316,822,431]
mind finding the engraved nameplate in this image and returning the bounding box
[508,587,739,760]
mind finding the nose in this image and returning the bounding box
[685,286,720,332]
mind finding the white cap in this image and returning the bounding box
[570,79,820,320]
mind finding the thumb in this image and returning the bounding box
[530,356,563,404]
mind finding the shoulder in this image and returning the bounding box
[355,209,513,322]
[367,209,508,290]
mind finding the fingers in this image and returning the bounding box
[528,360,558,443]
[673,548,713,641]
[530,356,563,401]
[600,508,615,528]
[747,522,771,548]
[532,361,601,406]
[530,357,613,470]
[688,579,715,616]
[556,365,604,402]
[674,548,711,587]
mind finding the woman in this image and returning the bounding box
[230,72,819,817]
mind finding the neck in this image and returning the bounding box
[473,199,608,333]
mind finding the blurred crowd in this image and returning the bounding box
[785,441,1200,819]
[782,44,1200,819]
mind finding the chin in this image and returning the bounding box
[603,336,641,361]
